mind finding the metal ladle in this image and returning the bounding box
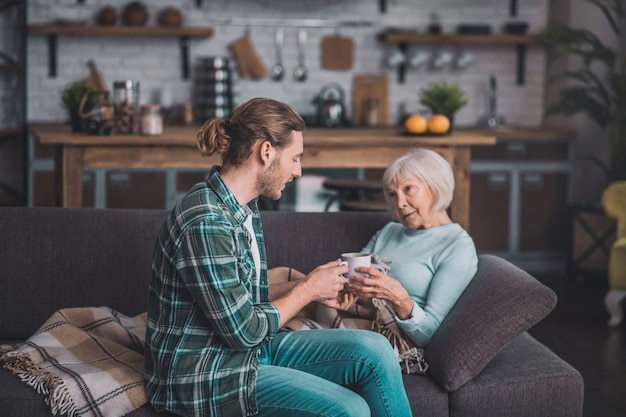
[293,28,308,82]
[270,27,284,81]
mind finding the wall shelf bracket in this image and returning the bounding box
[516,44,526,85]
[379,0,387,13]
[395,43,408,83]
[180,36,191,80]
[47,34,57,77]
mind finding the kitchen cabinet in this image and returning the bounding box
[469,128,575,272]
[28,24,214,79]
[378,29,536,85]
[0,0,26,206]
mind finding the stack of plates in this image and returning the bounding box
[192,57,234,123]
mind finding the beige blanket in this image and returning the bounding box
[0,307,148,417]
[269,267,428,375]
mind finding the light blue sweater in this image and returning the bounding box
[363,222,477,347]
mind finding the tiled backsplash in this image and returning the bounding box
[27,0,548,127]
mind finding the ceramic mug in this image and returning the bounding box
[340,252,371,284]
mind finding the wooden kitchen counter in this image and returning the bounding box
[32,123,499,231]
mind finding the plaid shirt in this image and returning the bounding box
[144,166,280,417]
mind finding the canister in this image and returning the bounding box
[141,104,163,135]
[113,80,140,134]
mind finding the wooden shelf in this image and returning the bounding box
[29,24,214,79]
[379,29,537,85]
[28,24,214,38]
[379,30,535,45]
[0,62,22,71]
[0,0,24,6]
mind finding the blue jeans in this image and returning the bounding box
[256,329,412,417]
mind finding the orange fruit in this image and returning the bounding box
[427,114,451,134]
[404,114,428,134]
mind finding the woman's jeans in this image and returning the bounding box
[256,329,412,417]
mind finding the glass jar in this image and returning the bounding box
[113,80,140,134]
[141,104,163,136]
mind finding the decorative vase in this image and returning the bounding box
[69,111,88,133]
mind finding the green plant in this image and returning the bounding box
[61,81,98,114]
[534,0,625,182]
[418,81,468,117]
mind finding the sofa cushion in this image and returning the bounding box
[425,254,557,392]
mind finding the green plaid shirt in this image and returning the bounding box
[144,166,280,417]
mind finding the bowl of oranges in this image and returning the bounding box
[403,114,451,136]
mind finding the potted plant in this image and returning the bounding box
[418,80,468,133]
[61,81,98,132]
[534,0,625,183]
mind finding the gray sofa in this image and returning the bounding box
[0,207,583,417]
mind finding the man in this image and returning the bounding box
[144,98,412,417]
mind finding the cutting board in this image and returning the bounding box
[352,74,389,126]
[320,34,354,70]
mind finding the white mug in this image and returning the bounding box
[386,49,406,67]
[409,50,430,68]
[432,50,453,69]
[456,50,474,69]
[340,252,371,284]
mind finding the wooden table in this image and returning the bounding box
[32,124,497,231]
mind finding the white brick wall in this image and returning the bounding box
[27,0,549,127]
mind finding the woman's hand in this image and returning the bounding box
[319,289,359,311]
[347,266,414,320]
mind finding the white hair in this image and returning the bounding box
[382,148,455,212]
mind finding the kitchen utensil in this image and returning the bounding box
[293,28,308,82]
[312,83,347,127]
[86,60,107,93]
[320,33,354,70]
[85,60,113,111]
[481,74,506,128]
[228,33,266,80]
[270,28,284,81]
[352,74,389,127]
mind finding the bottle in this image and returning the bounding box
[113,80,140,134]
[363,98,379,127]
[141,104,163,135]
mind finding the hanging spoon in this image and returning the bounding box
[293,28,308,82]
[270,27,284,81]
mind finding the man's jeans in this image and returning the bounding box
[256,329,413,417]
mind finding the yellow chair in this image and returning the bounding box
[602,181,626,327]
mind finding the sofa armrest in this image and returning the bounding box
[425,254,557,391]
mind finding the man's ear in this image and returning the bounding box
[258,141,276,166]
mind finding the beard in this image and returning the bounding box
[256,156,284,201]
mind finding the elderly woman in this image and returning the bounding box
[348,148,478,348]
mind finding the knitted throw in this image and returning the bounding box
[0,306,148,417]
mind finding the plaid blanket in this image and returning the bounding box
[269,267,428,375]
[0,307,148,417]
